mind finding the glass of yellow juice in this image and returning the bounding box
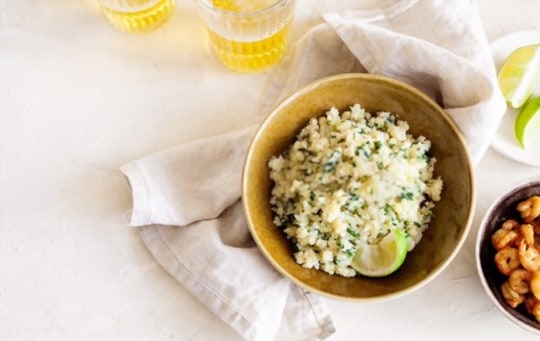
[97,0,174,33]
[195,0,296,73]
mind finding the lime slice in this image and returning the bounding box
[515,96,540,148]
[497,44,540,109]
[350,229,408,277]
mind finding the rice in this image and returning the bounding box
[268,104,443,277]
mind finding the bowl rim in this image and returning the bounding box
[243,72,476,301]
[475,176,540,334]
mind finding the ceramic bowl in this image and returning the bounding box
[476,177,540,334]
[242,73,475,301]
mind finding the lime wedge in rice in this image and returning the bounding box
[497,44,540,109]
[515,96,540,148]
[351,229,408,277]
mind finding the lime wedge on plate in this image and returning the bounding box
[497,44,540,109]
[351,229,408,277]
[515,96,540,148]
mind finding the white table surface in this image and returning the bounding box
[1,0,539,340]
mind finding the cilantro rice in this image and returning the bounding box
[268,104,443,277]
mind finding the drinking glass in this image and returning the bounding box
[97,0,174,32]
[195,0,296,73]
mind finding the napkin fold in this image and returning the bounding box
[122,127,335,341]
[121,1,506,340]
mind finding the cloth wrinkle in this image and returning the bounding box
[145,222,285,341]
[142,225,260,337]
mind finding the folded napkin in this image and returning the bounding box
[121,1,506,340]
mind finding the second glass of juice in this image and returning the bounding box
[195,0,296,73]
[97,0,174,33]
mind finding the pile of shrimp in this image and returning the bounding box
[492,195,540,322]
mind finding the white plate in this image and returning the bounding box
[490,30,540,167]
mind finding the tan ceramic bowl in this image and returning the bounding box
[242,73,475,301]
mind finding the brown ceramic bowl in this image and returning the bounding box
[476,177,540,334]
[243,73,475,301]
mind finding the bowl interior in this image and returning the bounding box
[477,179,540,332]
[243,74,475,300]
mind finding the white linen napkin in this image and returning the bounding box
[120,1,506,340]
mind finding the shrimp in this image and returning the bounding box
[533,219,540,236]
[495,246,521,276]
[532,301,540,323]
[501,281,525,308]
[517,196,540,223]
[491,228,519,251]
[524,296,540,322]
[520,223,535,246]
[492,196,540,323]
[508,269,531,294]
[531,271,540,301]
[502,219,520,230]
[518,239,540,272]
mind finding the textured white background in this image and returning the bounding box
[1,0,539,340]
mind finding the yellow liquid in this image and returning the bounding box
[212,0,279,11]
[207,22,291,73]
[100,0,174,33]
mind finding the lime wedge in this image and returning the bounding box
[497,44,540,109]
[515,96,540,148]
[350,229,408,277]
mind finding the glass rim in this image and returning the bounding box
[195,0,293,16]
